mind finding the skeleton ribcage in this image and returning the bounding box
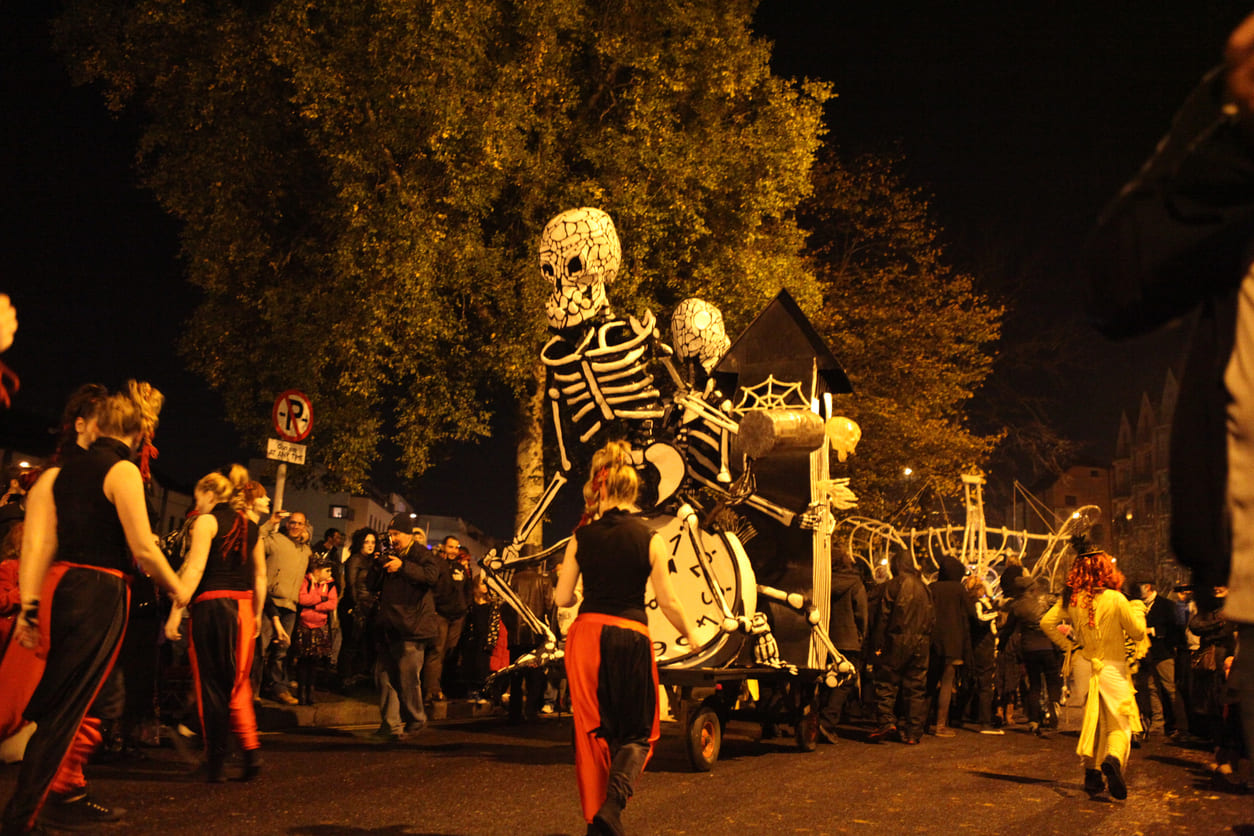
[542,312,666,463]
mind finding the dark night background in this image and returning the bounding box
[1,2,1248,536]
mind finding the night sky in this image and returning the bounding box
[2,1,1249,534]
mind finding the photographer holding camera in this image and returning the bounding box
[370,515,440,740]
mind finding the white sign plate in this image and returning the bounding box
[266,438,307,465]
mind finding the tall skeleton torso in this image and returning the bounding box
[541,311,666,472]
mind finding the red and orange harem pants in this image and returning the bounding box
[564,613,660,824]
[1,564,129,834]
[188,591,259,765]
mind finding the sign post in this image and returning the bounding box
[270,390,313,512]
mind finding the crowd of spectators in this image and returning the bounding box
[0,462,1247,805]
[811,544,1248,795]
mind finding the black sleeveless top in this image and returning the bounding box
[575,509,653,625]
[195,503,258,596]
[53,437,132,572]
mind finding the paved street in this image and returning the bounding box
[1,701,1249,836]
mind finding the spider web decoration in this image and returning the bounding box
[732,374,810,414]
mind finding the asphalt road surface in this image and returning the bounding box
[1,711,1249,835]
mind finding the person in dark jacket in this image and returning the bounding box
[818,546,868,742]
[1003,575,1061,735]
[1134,581,1185,739]
[999,556,1026,598]
[868,550,934,744]
[372,515,440,740]
[338,528,378,689]
[422,535,473,704]
[1188,588,1245,785]
[502,567,555,723]
[963,574,1001,734]
[927,555,973,737]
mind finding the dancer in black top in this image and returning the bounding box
[2,381,189,835]
[52,384,107,464]
[555,440,695,836]
[165,466,266,782]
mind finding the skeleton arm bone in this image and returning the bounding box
[492,472,569,566]
[676,504,742,634]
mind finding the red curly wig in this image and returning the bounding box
[1065,550,1126,627]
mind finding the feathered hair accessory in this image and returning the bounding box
[1069,534,1102,558]
[139,436,158,484]
[575,465,610,531]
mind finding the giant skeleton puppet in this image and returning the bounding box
[480,207,858,686]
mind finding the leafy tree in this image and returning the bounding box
[802,149,1004,519]
[54,0,829,533]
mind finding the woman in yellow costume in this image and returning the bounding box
[1041,540,1147,800]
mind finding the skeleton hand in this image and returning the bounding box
[753,632,780,667]
[798,505,823,531]
[819,478,859,511]
[748,612,782,666]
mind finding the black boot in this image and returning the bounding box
[205,752,227,784]
[592,799,624,836]
[1083,768,1104,795]
[1101,755,1127,800]
[240,747,263,782]
[594,743,648,836]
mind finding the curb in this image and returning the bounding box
[255,692,501,731]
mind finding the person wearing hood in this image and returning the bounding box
[817,546,868,743]
[867,550,934,744]
[927,555,973,737]
[1003,574,1062,736]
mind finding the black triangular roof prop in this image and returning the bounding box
[712,288,853,397]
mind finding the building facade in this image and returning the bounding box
[1108,369,1179,586]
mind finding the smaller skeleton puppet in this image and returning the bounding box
[481,207,857,687]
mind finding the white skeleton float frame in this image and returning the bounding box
[481,208,859,691]
[833,472,1100,593]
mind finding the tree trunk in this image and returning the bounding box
[515,361,546,549]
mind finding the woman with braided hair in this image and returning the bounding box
[2,381,190,835]
[164,465,267,782]
[1041,540,1147,800]
[556,440,696,836]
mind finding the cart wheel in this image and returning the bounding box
[686,706,722,771]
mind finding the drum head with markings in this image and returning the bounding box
[641,513,756,669]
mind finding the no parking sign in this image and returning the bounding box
[272,389,313,442]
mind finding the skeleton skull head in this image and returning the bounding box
[539,208,621,330]
[670,298,730,373]
[825,416,862,463]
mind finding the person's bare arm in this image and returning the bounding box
[648,534,696,646]
[554,537,581,609]
[15,468,58,648]
[105,460,189,606]
[164,513,217,640]
[252,538,267,638]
